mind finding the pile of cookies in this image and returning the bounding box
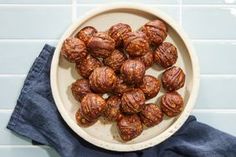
[61,19,185,141]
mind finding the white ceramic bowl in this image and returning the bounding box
[50,3,200,152]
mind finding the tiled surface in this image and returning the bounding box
[0,147,59,157]
[77,5,180,22]
[196,76,236,109]
[0,6,71,39]
[1,0,236,156]
[0,41,57,74]
[194,41,236,74]
[182,6,236,39]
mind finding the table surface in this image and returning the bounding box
[0,0,236,156]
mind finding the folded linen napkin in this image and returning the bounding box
[7,44,236,157]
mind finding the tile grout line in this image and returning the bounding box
[73,4,236,7]
[0,109,13,112]
[0,145,50,148]
[193,109,236,113]
[75,4,179,7]
[179,0,182,26]
[0,4,72,7]
[181,4,236,7]
[200,74,236,78]
[192,39,236,42]
[0,4,234,7]
[72,0,77,22]
[0,74,26,77]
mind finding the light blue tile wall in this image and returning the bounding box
[0,147,59,157]
[0,41,57,74]
[194,41,236,74]
[0,6,71,39]
[196,76,236,109]
[77,5,180,22]
[182,6,236,39]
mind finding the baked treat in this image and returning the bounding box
[139,104,163,127]
[160,91,184,117]
[162,66,185,91]
[103,49,127,73]
[108,23,132,47]
[76,26,98,46]
[87,32,115,58]
[75,109,97,127]
[80,93,107,120]
[103,96,122,122]
[89,67,117,93]
[61,37,87,62]
[123,31,150,57]
[120,59,145,85]
[154,42,178,68]
[141,19,167,46]
[113,76,133,96]
[134,50,154,69]
[76,55,102,78]
[139,75,160,99]
[71,79,91,102]
[63,22,187,139]
[121,89,145,114]
[117,114,143,141]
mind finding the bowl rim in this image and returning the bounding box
[50,3,200,152]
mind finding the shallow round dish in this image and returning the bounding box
[51,3,200,152]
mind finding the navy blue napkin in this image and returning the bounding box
[7,44,236,157]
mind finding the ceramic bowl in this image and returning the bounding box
[50,3,200,152]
